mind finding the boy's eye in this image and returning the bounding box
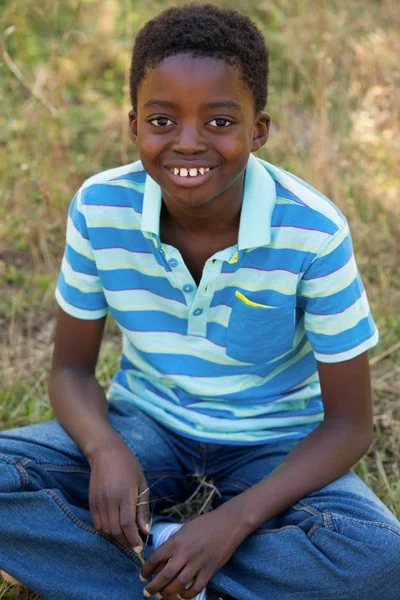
[149,116,174,127]
[208,118,232,128]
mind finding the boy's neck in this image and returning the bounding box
[160,171,244,240]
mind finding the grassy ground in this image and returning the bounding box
[0,0,399,596]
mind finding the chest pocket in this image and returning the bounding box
[226,291,295,364]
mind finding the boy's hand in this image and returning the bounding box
[140,508,245,599]
[88,434,150,551]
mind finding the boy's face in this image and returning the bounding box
[129,53,270,209]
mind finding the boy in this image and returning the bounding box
[1,3,399,599]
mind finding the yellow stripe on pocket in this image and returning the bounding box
[235,291,273,309]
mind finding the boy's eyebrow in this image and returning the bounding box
[142,98,243,112]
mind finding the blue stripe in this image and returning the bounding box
[271,202,338,235]
[306,314,376,354]
[69,195,89,238]
[65,244,98,276]
[57,272,107,311]
[301,234,353,280]
[239,247,317,273]
[281,169,345,220]
[99,269,183,300]
[89,228,150,252]
[82,182,144,212]
[110,308,187,335]
[299,274,365,314]
[274,180,306,206]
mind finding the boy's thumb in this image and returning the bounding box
[137,478,151,535]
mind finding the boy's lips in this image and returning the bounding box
[163,165,219,188]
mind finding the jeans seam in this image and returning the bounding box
[294,502,400,535]
[43,489,142,567]
[0,455,30,491]
[307,524,323,539]
[39,463,90,474]
[330,512,400,536]
[253,524,302,535]
[146,470,185,479]
[293,502,336,531]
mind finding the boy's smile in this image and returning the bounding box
[129,53,270,214]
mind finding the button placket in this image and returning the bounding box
[187,256,222,337]
[162,245,198,313]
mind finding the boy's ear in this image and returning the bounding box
[128,109,138,146]
[251,111,271,153]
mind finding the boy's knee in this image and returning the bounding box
[342,521,400,600]
[371,529,400,599]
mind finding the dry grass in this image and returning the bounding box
[0,0,399,597]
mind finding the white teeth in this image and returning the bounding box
[170,167,213,177]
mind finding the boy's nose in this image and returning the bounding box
[172,125,208,154]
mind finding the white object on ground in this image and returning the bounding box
[151,521,207,600]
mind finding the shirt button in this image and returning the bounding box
[193,308,203,316]
[168,258,179,268]
[183,284,194,293]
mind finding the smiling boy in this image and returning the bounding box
[0,3,399,600]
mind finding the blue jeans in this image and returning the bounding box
[0,400,399,600]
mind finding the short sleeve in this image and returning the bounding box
[55,188,108,319]
[297,221,378,362]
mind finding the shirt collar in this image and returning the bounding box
[141,153,276,250]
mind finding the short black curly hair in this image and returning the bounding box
[130,3,269,115]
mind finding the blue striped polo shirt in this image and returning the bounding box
[55,153,378,445]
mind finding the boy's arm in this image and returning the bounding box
[219,350,374,533]
[48,307,117,458]
[48,308,151,551]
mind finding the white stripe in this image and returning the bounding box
[259,159,344,227]
[81,160,144,190]
[208,304,231,327]
[188,380,321,418]
[84,205,141,229]
[55,288,107,320]
[120,327,250,366]
[215,267,298,295]
[299,255,358,298]
[318,223,349,257]
[305,291,370,335]
[156,343,312,397]
[105,288,187,317]
[271,225,332,251]
[62,256,102,293]
[93,247,165,275]
[66,216,94,260]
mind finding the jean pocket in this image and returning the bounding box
[226,291,295,364]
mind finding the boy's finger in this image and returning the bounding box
[97,498,112,536]
[106,502,130,547]
[142,556,186,597]
[88,500,102,532]
[136,477,151,536]
[120,493,143,551]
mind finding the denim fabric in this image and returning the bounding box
[0,400,399,600]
